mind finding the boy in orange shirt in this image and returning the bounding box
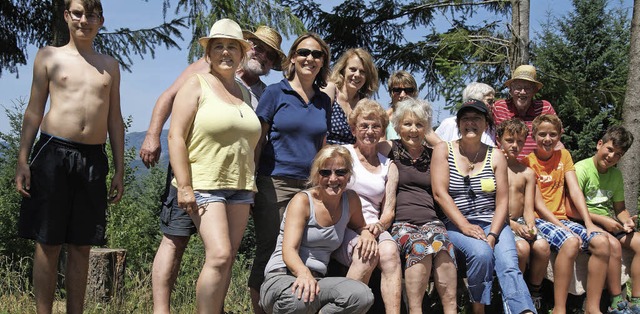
[521,114,609,314]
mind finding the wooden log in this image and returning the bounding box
[86,248,127,302]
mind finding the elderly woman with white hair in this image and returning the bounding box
[435,82,496,145]
[378,98,458,314]
[168,18,262,312]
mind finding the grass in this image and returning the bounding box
[0,254,253,313]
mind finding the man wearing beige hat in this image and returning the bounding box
[493,64,562,159]
[143,24,285,314]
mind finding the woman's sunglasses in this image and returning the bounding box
[463,175,477,199]
[296,48,324,59]
[319,168,349,177]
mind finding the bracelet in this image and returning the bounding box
[487,232,499,240]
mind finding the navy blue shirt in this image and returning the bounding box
[256,79,332,180]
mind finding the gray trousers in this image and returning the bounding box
[260,272,374,314]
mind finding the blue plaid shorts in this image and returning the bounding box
[535,218,601,252]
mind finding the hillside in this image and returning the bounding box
[126,129,169,175]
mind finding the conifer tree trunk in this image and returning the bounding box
[510,0,530,68]
[619,0,640,215]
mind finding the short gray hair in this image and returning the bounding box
[462,82,495,102]
[391,98,433,135]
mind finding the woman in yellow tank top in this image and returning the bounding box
[167,19,262,313]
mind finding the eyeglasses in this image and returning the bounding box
[319,168,350,177]
[296,48,324,59]
[357,123,382,132]
[250,40,278,62]
[66,10,101,23]
[391,87,415,95]
[511,85,534,93]
[463,175,476,200]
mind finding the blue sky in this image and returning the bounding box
[0,0,633,135]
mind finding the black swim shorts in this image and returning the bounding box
[18,133,109,245]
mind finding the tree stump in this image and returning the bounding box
[86,248,126,302]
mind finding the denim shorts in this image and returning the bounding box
[194,189,255,206]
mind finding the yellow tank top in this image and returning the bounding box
[173,73,262,191]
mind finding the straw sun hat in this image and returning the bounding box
[243,26,286,71]
[198,19,252,53]
[505,64,544,90]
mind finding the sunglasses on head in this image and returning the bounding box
[296,48,324,59]
[318,168,349,177]
[463,175,476,200]
[391,87,415,95]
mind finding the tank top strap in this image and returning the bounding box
[195,74,213,96]
[482,146,494,171]
[301,190,317,225]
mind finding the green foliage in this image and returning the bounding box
[162,0,306,62]
[0,0,187,76]
[0,100,34,258]
[283,0,512,109]
[532,0,630,161]
[105,120,165,273]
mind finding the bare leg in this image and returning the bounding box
[377,241,401,314]
[472,302,485,314]
[346,243,378,284]
[552,237,580,314]
[66,245,91,314]
[250,288,266,314]
[604,233,622,296]
[433,251,457,314]
[620,232,640,297]
[152,234,190,314]
[33,243,62,314]
[585,234,609,314]
[515,239,531,274]
[404,254,431,314]
[529,238,550,286]
[191,202,250,314]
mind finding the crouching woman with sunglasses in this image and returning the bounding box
[431,100,535,314]
[259,145,376,314]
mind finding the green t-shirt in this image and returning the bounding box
[574,157,625,217]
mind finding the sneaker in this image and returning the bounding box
[608,300,631,314]
[628,303,640,314]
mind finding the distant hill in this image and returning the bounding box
[126,129,169,175]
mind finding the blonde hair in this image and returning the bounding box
[348,99,389,131]
[329,48,379,98]
[205,38,247,70]
[308,145,354,187]
[531,114,563,137]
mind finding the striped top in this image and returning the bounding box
[445,141,497,223]
[492,98,557,160]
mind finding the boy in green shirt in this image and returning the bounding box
[575,125,639,313]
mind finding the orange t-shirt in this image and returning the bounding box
[521,149,575,220]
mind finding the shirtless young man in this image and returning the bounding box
[14,0,124,313]
[496,118,550,310]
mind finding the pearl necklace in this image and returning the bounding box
[459,141,481,171]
